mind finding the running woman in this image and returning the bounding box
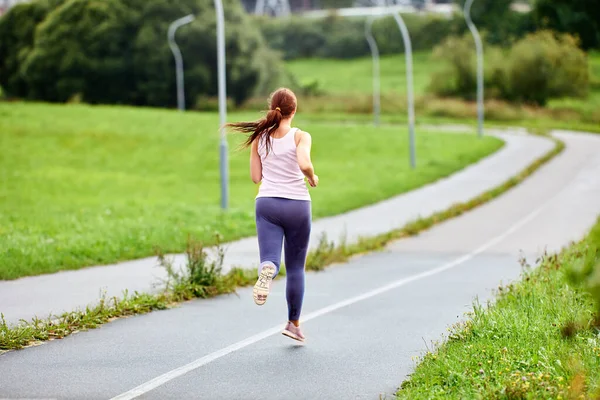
[227,88,318,342]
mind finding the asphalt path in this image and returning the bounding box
[1,130,599,400]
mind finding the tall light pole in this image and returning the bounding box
[390,11,416,169]
[168,14,195,111]
[214,0,228,210]
[464,0,484,137]
[255,0,291,16]
[365,16,381,127]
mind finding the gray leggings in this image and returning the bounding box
[255,197,311,321]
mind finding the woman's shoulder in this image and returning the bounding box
[295,128,310,135]
[294,128,311,144]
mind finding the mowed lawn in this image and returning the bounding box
[0,102,503,280]
[286,52,440,96]
[287,51,600,121]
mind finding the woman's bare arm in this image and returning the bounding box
[296,131,318,187]
[250,139,262,184]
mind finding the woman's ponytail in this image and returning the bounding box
[226,88,297,155]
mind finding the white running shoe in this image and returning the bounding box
[253,263,276,306]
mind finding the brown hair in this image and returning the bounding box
[227,88,297,155]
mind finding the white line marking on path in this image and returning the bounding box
[110,199,552,400]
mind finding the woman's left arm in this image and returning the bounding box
[250,140,262,184]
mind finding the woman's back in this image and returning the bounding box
[256,127,310,201]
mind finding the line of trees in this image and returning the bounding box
[0,0,285,108]
[0,0,597,107]
[258,0,599,61]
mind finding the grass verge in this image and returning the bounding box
[0,102,502,279]
[395,217,600,399]
[0,236,257,353]
[0,132,563,352]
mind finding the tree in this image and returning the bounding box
[0,0,282,106]
[534,0,600,50]
[454,0,534,46]
[129,0,276,107]
[20,0,138,103]
[0,0,64,98]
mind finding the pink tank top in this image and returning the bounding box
[256,127,311,201]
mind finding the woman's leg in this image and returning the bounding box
[281,200,312,325]
[254,198,284,305]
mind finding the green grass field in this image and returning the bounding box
[286,50,600,98]
[0,102,502,280]
[285,51,600,129]
[286,52,440,96]
[396,217,600,399]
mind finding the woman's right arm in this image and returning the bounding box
[296,131,318,187]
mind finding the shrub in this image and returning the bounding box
[254,5,535,61]
[428,34,508,101]
[429,30,590,106]
[258,15,328,60]
[20,0,137,103]
[428,35,477,99]
[506,30,589,105]
[255,13,464,60]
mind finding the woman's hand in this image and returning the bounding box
[307,174,319,188]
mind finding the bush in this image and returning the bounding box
[258,15,328,60]
[0,0,282,107]
[428,35,477,99]
[428,34,508,101]
[20,0,137,103]
[256,13,465,60]
[429,30,590,106]
[255,6,535,61]
[506,30,589,105]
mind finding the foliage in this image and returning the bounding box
[506,30,589,105]
[429,31,589,105]
[256,13,465,60]
[396,215,600,399]
[0,0,63,98]
[534,0,600,50]
[20,0,138,103]
[0,0,282,107]
[428,34,479,99]
[257,6,535,62]
[564,217,600,318]
[455,0,535,46]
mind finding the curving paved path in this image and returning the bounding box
[0,128,551,325]
[2,130,599,400]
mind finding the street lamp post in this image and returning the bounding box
[365,16,381,127]
[214,0,228,210]
[464,0,484,137]
[390,11,416,169]
[168,14,195,111]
